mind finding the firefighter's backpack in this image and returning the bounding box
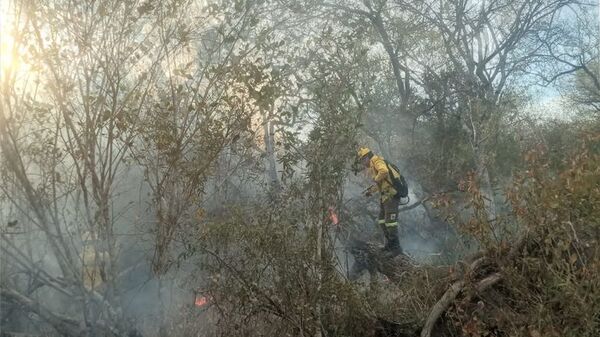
[384,161,409,199]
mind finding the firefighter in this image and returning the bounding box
[357,147,403,256]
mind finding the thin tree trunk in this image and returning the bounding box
[462,99,498,222]
[313,173,324,337]
[474,141,498,222]
[367,9,410,117]
[264,117,280,192]
[314,222,323,337]
[158,276,168,337]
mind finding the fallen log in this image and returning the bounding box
[0,286,81,337]
[348,239,415,282]
[419,233,529,337]
[420,280,465,337]
[0,286,139,337]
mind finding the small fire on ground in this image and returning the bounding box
[328,207,339,226]
[195,295,209,307]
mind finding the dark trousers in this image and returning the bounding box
[378,196,402,254]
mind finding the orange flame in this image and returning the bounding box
[195,295,209,307]
[328,207,339,225]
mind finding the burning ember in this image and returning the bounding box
[195,295,209,307]
[328,207,339,226]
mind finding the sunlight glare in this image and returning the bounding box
[0,0,19,79]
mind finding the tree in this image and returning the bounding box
[534,4,600,114]
[0,0,257,335]
[390,0,575,221]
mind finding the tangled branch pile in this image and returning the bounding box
[178,131,600,337]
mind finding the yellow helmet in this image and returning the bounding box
[357,147,371,159]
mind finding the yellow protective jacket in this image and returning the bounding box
[366,155,401,202]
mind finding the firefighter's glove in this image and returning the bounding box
[364,185,376,197]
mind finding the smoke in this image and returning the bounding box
[340,171,452,269]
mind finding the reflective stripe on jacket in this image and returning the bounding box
[367,155,401,202]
